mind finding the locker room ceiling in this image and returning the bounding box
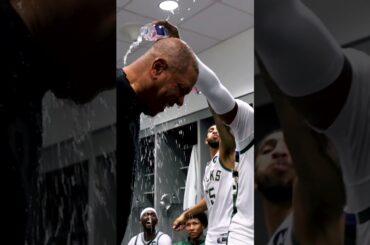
[303,0,370,51]
[117,0,254,67]
[117,0,370,67]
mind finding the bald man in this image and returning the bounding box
[117,37,199,242]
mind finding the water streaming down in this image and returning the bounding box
[123,35,143,66]
[38,91,116,244]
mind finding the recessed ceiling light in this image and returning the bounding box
[159,0,179,11]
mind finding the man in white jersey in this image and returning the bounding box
[255,59,346,244]
[157,19,254,244]
[126,207,171,245]
[173,120,236,244]
[194,59,254,245]
[172,55,255,245]
[256,0,370,243]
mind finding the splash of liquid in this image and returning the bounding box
[123,35,143,66]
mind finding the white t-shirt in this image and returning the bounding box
[227,99,254,244]
[314,48,370,244]
[267,213,295,245]
[127,231,171,245]
[203,154,233,245]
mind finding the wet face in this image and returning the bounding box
[255,131,295,202]
[140,211,158,231]
[144,62,197,116]
[205,125,219,148]
[185,218,204,240]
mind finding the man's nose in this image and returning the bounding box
[272,142,288,158]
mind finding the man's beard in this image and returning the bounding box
[256,175,293,203]
[208,140,219,149]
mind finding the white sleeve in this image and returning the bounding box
[228,100,254,152]
[159,234,172,245]
[255,0,344,97]
[195,56,236,115]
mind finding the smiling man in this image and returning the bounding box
[126,207,172,245]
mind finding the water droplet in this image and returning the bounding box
[123,36,143,66]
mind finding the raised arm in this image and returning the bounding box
[172,198,207,232]
[257,55,346,244]
[209,105,235,170]
[195,57,237,125]
[156,19,253,148]
[195,58,254,152]
[255,0,352,130]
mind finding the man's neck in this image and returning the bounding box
[143,230,157,241]
[262,197,292,237]
[123,61,148,96]
[209,147,218,159]
[189,234,205,244]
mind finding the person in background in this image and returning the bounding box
[256,0,370,242]
[174,212,208,245]
[161,19,254,244]
[255,56,346,244]
[126,207,172,245]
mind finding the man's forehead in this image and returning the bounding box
[208,125,216,131]
[257,131,284,151]
[261,131,283,143]
[186,217,200,223]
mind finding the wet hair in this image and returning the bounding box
[151,38,198,75]
[188,212,208,229]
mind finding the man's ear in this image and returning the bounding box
[152,58,168,76]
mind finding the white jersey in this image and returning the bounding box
[314,49,370,244]
[127,231,171,245]
[267,213,295,245]
[227,99,254,244]
[203,154,233,244]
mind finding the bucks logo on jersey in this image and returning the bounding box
[205,156,223,205]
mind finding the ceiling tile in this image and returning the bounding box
[181,2,253,40]
[117,0,130,8]
[222,0,253,15]
[179,29,219,54]
[117,40,151,67]
[124,0,215,25]
[117,10,153,42]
